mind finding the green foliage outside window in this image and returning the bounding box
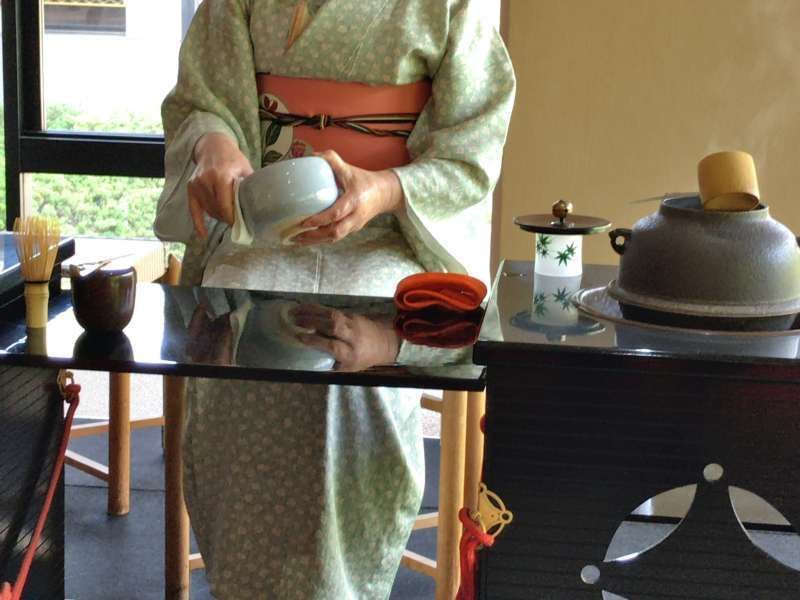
[33,172,165,238]
[45,104,162,135]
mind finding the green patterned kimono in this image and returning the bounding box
[155,1,514,598]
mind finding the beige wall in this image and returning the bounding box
[497,0,800,269]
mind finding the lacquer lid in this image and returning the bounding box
[514,200,611,235]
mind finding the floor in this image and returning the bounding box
[65,371,441,599]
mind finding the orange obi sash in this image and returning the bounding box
[256,74,432,171]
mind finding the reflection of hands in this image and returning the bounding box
[186,305,234,365]
[290,304,400,372]
[292,150,404,245]
[188,132,254,239]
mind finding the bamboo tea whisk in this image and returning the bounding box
[13,216,61,329]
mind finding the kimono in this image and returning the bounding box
[155,1,515,598]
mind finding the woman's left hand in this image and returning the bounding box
[292,150,405,245]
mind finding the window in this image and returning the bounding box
[3,0,506,239]
[42,0,185,134]
[44,0,126,35]
[1,0,199,229]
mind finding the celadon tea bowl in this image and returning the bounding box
[232,156,339,245]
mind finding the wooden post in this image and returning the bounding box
[463,390,486,513]
[164,375,190,600]
[436,390,467,600]
[108,372,131,515]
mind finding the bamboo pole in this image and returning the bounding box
[436,390,467,600]
[108,372,131,515]
[164,376,190,600]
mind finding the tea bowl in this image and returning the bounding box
[232,156,340,245]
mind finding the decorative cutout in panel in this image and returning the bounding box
[729,486,800,572]
[604,484,697,562]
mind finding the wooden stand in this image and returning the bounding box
[435,390,468,600]
[464,391,486,512]
[164,375,189,600]
[108,373,131,515]
[400,391,486,599]
[63,238,168,516]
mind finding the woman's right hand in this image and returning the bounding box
[188,132,254,239]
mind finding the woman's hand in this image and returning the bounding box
[188,132,254,239]
[292,150,405,245]
[289,304,401,372]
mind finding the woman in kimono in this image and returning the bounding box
[155,1,515,598]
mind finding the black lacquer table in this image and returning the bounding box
[0,283,485,600]
[474,261,800,599]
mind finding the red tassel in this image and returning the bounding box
[456,507,495,600]
[1,381,80,600]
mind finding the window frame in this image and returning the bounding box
[43,1,128,36]
[2,0,166,230]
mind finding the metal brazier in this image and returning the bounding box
[607,195,800,329]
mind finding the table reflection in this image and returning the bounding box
[0,284,483,389]
[507,272,605,342]
[73,331,134,361]
[171,287,482,372]
[479,262,800,365]
[178,289,403,373]
[613,321,800,359]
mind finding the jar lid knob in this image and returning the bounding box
[552,199,573,224]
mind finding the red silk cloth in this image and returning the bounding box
[394,272,487,313]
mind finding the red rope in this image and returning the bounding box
[455,412,491,600]
[456,507,495,600]
[1,382,80,600]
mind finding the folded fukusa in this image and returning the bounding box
[394,272,487,313]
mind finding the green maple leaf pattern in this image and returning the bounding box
[565,242,576,257]
[556,248,574,266]
[536,235,552,258]
[553,287,573,310]
[533,292,548,317]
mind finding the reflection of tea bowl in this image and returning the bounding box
[235,299,335,371]
[233,156,340,245]
[70,266,137,333]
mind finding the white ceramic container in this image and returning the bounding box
[534,234,583,277]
